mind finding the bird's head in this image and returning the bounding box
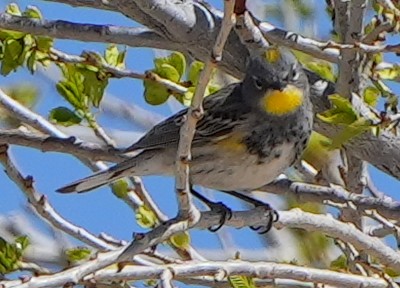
[242,47,309,116]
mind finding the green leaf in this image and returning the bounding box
[207,84,220,95]
[179,86,195,106]
[112,179,129,198]
[317,112,357,125]
[228,275,255,288]
[65,247,91,263]
[329,117,373,149]
[34,50,51,67]
[27,50,37,73]
[23,6,43,19]
[330,255,348,271]
[0,29,25,41]
[375,64,400,81]
[156,63,180,82]
[317,94,358,125]
[49,106,82,126]
[136,205,158,228]
[0,236,29,274]
[304,61,336,82]
[364,17,378,35]
[168,52,186,78]
[329,94,356,114]
[56,81,83,109]
[372,79,394,98]
[301,131,333,170]
[15,236,30,251]
[104,45,126,68]
[104,45,119,67]
[143,80,170,105]
[384,267,400,277]
[81,68,108,107]
[154,52,186,80]
[6,3,22,16]
[188,61,204,85]
[169,231,190,249]
[372,2,384,14]
[1,39,23,75]
[116,48,126,69]
[363,86,380,107]
[36,36,53,52]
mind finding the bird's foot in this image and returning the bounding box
[220,190,279,234]
[190,187,233,232]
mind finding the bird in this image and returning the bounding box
[57,48,313,201]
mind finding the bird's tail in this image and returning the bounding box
[57,158,136,193]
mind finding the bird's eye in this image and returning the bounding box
[252,76,263,90]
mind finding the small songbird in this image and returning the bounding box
[58,48,313,195]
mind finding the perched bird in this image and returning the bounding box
[58,48,313,195]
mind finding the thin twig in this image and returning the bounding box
[0,145,115,250]
[0,129,124,162]
[174,0,234,219]
[259,179,400,220]
[50,48,188,95]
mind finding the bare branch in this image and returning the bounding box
[91,261,387,288]
[3,259,388,288]
[278,209,400,270]
[0,129,124,162]
[0,13,179,50]
[2,206,397,287]
[159,269,173,288]
[259,179,400,220]
[43,0,117,11]
[174,0,234,220]
[0,145,115,250]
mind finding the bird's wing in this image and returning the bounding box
[126,83,246,152]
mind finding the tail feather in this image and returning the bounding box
[57,149,169,194]
[57,160,134,193]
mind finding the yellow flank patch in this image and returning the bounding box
[264,48,281,63]
[216,133,246,153]
[262,85,304,115]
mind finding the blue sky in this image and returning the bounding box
[1,0,400,264]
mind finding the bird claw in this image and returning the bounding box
[250,209,279,234]
[207,201,233,232]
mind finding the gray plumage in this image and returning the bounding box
[57,49,313,194]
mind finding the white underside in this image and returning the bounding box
[190,142,295,191]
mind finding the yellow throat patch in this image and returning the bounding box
[261,85,304,116]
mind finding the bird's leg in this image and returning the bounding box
[219,190,279,234]
[189,187,233,232]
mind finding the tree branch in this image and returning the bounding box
[0,13,180,50]
[174,0,234,221]
[0,129,124,162]
[87,261,387,288]
[277,209,400,270]
[259,179,400,220]
[0,144,115,250]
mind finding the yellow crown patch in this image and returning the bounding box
[264,48,281,63]
[261,85,304,115]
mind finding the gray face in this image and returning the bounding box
[241,49,308,104]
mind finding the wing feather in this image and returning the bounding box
[125,83,247,152]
